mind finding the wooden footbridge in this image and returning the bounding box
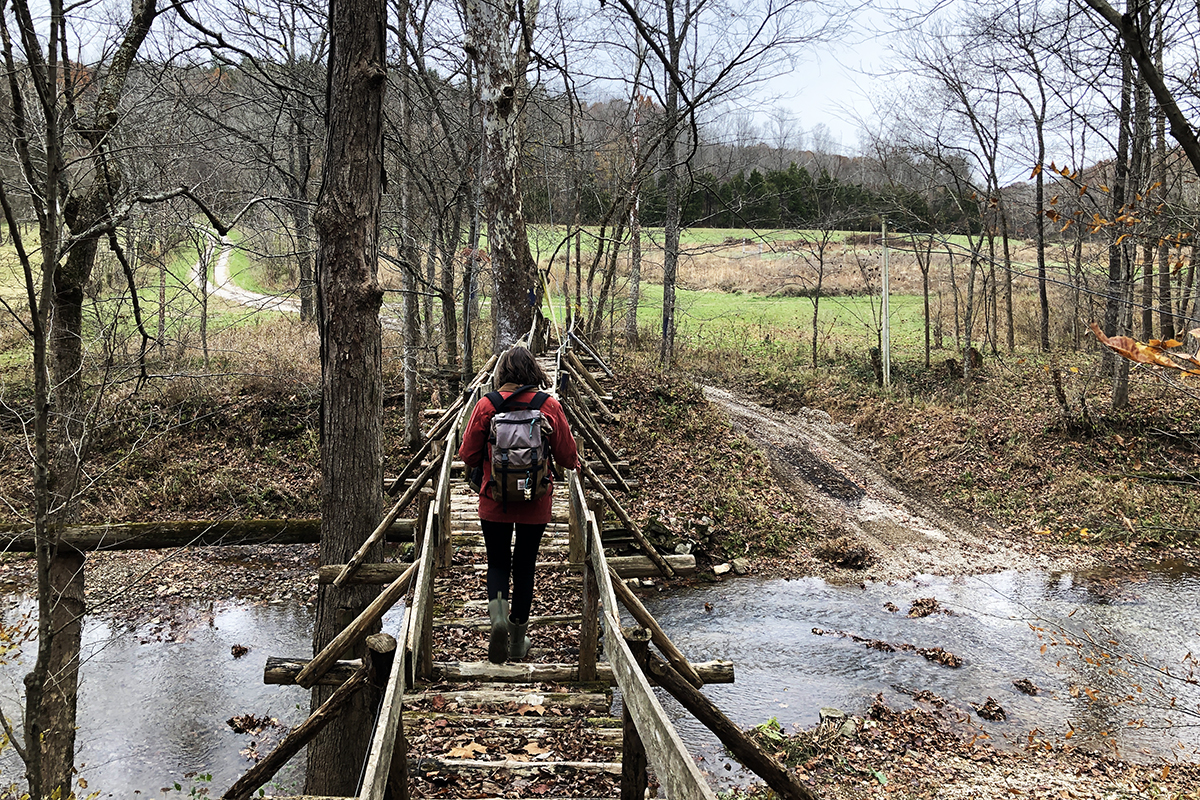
[227,325,819,800]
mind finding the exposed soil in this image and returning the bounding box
[701,384,1092,580]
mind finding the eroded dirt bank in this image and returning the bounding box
[704,384,1097,579]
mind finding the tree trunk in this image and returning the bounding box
[440,195,464,393]
[659,66,681,365]
[1106,29,1134,409]
[305,0,388,790]
[1034,127,1049,352]
[463,0,541,351]
[999,203,1014,351]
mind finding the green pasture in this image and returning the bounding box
[550,279,931,360]
[527,225,984,256]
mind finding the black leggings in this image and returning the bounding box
[481,519,546,623]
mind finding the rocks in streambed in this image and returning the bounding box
[1012,678,1040,695]
[814,535,874,569]
[907,597,950,618]
[811,627,964,667]
[818,707,858,739]
[973,697,1007,721]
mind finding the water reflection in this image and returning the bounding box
[0,601,305,795]
[0,566,1196,795]
[639,567,1200,782]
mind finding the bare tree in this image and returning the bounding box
[304,0,388,789]
[463,0,542,350]
[609,0,840,366]
[0,0,161,795]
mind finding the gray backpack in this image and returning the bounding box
[485,385,555,504]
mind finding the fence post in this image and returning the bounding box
[620,626,651,800]
[579,528,599,682]
[568,472,585,565]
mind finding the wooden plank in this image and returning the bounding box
[295,562,417,688]
[404,688,611,712]
[434,613,582,630]
[409,757,621,776]
[0,518,415,552]
[567,470,585,564]
[579,558,599,683]
[404,507,438,684]
[589,518,718,800]
[428,660,732,685]
[403,711,622,729]
[527,555,696,578]
[621,628,651,800]
[359,613,408,799]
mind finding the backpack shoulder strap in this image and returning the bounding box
[491,384,539,412]
[527,391,550,411]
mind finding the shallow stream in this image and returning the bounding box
[1,564,1196,796]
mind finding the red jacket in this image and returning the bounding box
[458,384,580,524]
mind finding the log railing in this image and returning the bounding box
[577,490,719,800]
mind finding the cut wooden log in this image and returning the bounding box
[221,669,369,800]
[409,757,621,776]
[0,518,415,553]
[645,653,818,800]
[264,656,361,686]
[317,562,415,585]
[426,660,733,685]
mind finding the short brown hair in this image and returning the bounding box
[496,346,549,388]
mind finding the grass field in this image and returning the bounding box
[562,280,931,362]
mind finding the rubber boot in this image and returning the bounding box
[488,595,510,664]
[508,615,530,661]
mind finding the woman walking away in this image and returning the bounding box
[459,346,580,663]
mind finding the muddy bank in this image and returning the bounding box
[702,384,1166,580]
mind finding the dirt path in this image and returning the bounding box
[192,232,303,313]
[703,385,1078,579]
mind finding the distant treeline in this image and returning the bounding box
[526,163,984,234]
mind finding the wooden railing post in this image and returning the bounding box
[621,626,651,800]
[419,512,436,681]
[579,510,600,682]
[567,471,585,565]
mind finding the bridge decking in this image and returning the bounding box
[253,339,745,800]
